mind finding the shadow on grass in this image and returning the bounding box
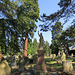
[45,57,62,71]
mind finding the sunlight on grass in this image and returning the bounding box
[46,61,57,64]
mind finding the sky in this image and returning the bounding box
[0,0,72,45]
[32,0,73,45]
[33,0,60,44]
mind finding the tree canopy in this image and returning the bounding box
[0,0,40,55]
[40,0,75,31]
[50,22,63,55]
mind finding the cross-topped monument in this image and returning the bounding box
[36,31,47,74]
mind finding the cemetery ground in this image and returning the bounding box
[45,56,75,75]
[0,54,75,75]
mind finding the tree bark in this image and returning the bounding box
[23,33,28,57]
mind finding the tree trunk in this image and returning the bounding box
[23,33,28,57]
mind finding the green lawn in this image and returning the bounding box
[45,56,75,70]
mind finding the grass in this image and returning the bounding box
[45,57,62,70]
[45,56,75,70]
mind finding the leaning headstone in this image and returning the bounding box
[61,52,66,62]
[10,56,17,69]
[0,60,11,75]
[63,61,73,72]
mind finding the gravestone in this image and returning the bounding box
[61,51,66,62]
[52,54,56,59]
[50,54,53,58]
[63,61,73,72]
[0,53,11,75]
[0,60,11,75]
[10,56,17,69]
[71,53,73,58]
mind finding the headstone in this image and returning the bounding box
[61,52,66,62]
[53,54,56,59]
[71,53,73,58]
[10,56,17,69]
[63,61,73,72]
[50,54,53,58]
[0,53,11,75]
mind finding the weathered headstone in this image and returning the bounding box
[0,53,11,75]
[52,54,56,59]
[61,52,66,62]
[71,53,73,58]
[63,61,73,72]
[10,56,17,69]
[0,60,11,75]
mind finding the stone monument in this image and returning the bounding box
[63,61,73,72]
[61,51,66,62]
[0,53,11,75]
[36,32,47,74]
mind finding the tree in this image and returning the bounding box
[59,24,75,54]
[44,41,50,55]
[27,40,33,55]
[17,0,39,56]
[51,22,63,55]
[27,39,39,55]
[0,19,6,53]
[32,38,39,55]
[0,0,40,55]
[0,0,20,54]
[40,0,74,31]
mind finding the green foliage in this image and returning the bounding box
[51,22,63,55]
[59,24,75,54]
[44,41,50,55]
[27,38,39,55]
[40,0,74,31]
[17,0,39,38]
[0,0,39,55]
